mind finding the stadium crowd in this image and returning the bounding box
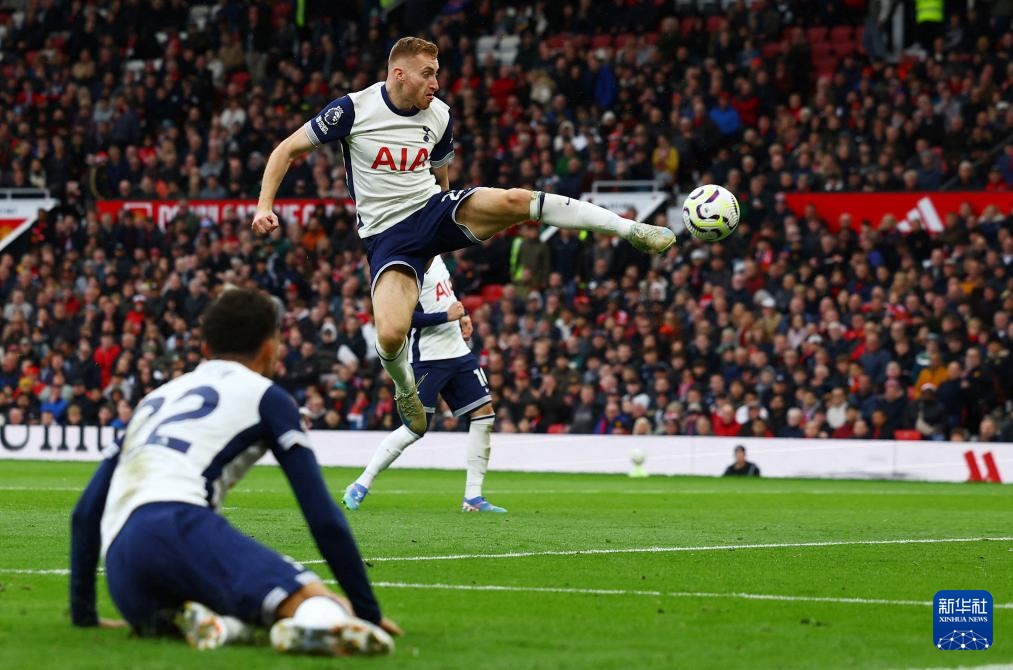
[0,0,1011,441]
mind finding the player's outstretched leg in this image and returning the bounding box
[532,191,677,254]
[175,601,256,650]
[344,425,423,510]
[372,269,427,436]
[461,412,506,513]
[455,188,676,254]
[270,597,393,657]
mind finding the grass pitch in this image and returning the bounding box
[0,460,1010,669]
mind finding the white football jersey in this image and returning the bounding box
[303,82,454,237]
[100,360,309,554]
[409,255,471,363]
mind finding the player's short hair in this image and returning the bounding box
[202,288,279,359]
[388,36,438,65]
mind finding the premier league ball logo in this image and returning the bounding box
[323,107,344,126]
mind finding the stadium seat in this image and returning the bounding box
[229,71,251,90]
[590,34,613,50]
[614,34,635,49]
[461,295,485,313]
[480,284,504,302]
[545,34,568,51]
[547,424,568,434]
[833,40,857,57]
[894,430,922,441]
[705,15,725,33]
[761,41,784,60]
[830,26,854,43]
[644,32,659,46]
[806,27,828,43]
[810,42,833,60]
[680,17,698,37]
[814,57,838,78]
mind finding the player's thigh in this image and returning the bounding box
[108,502,318,627]
[177,505,319,625]
[455,187,533,240]
[372,267,420,339]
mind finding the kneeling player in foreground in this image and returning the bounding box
[70,288,401,655]
[343,254,505,513]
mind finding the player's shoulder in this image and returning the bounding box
[259,381,299,413]
[347,81,384,108]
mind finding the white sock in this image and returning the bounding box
[376,339,415,394]
[464,414,494,499]
[221,615,255,644]
[293,596,350,630]
[532,192,633,237]
[357,425,420,489]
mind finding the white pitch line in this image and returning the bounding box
[9,531,1013,575]
[901,666,1013,670]
[301,535,1013,565]
[2,486,1003,497]
[337,581,1013,610]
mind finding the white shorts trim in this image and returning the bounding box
[452,395,493,418]
[370,260,422,296]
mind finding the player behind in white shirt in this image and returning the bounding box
[342,255,504,513]
[69,288,401,656]
[251,37,676,441]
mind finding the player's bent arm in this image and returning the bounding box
[431,164,449,191]
[411,306,449,329]
[69,451,119,627]
[273,444,383,624]
[255,127,317,214]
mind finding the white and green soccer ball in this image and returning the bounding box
[681,184,740,242]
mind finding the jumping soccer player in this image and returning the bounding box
[70,288,401,656]
[343,254,505,513]
[251,36,675,439]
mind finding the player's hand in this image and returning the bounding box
[447,301,466,321]
[252,209,279,235]
[379,617,403,636]
[99,617,128,629]
[460,315,473,340]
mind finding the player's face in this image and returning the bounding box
[402,54,440,109]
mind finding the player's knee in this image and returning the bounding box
[375,324,406,355]
[504,188,532,216]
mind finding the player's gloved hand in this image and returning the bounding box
[252,209,280,235]
[460,315,473,340]
[447,301,466,321]
[379,617,403,636]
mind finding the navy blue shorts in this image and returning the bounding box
[363,187,481,293]
[105,502,318,634]
[416,354,492,417]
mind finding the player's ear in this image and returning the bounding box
[200,342,211,360]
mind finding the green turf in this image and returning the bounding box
[0,461,1010,669]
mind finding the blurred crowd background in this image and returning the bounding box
[0,0,1011,441]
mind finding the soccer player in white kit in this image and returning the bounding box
[342,254,505,513]
[251,37,676,439]
[69,289,401,656]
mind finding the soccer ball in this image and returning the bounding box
[681,184,740,242]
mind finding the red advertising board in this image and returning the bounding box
[783,191,1013,233]
[96,198,354,229]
